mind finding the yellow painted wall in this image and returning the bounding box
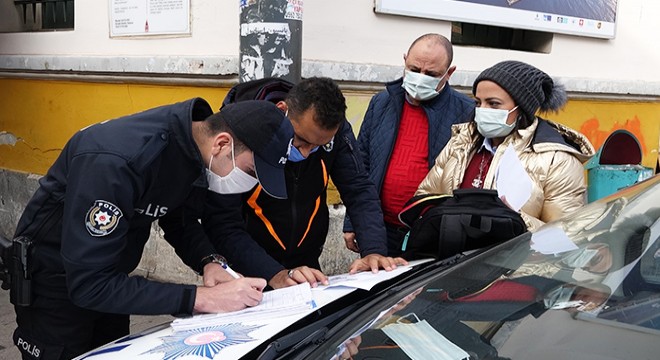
[0,78,229,174]
[555,100,660,169]
[343,92,660,169]
[1,79,659,188]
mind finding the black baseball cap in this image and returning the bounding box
[220,100,293,199]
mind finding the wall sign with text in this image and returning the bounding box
[109,0,190,37]
[375,0,618,39]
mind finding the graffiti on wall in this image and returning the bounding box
[579,115,648,156]
[239,0,302,83]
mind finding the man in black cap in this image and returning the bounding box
[214,77,406,290]
[9,99,293,359]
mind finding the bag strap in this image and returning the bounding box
[461,214,493,237]
[438,214,466,259]
[398,194,451,228]
[452,188,500,200]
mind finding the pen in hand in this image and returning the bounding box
[223,263,264,293]
[222,263,241,279]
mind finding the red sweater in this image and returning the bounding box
[381,101,429,226]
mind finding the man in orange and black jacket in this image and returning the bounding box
[211,77,406,289]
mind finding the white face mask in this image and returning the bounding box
[382,314,469,360]
[402,70,445,101]
[474,106,519,138]
[206,141,258,194]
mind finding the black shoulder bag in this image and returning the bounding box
[398,189,527,260]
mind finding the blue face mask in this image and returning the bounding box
[288,144,319,162]
[287,135,334,163]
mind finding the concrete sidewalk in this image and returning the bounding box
[0,289,20,360]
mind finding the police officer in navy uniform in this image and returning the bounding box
[10,99,293,359]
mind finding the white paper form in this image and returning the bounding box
[80,285,358,359]
[496,144,533,212]
[171,282,313,331]
[320,259,434,291]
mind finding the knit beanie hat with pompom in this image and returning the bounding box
[473,60,567,122]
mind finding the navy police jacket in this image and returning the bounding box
[14,98,220,316]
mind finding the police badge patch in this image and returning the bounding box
[85,200,123,236]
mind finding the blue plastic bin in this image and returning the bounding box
[585,130,653,202]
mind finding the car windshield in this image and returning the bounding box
[309,176,660,360]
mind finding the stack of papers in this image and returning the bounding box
[170,259,434,332]
[320,265,414,291]
[318,258,433,291]
[171,282,314,332]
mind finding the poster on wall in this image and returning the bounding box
[109,0,190,37]
[239,0,303,83]
[375,0,618,39]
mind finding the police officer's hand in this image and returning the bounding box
[269,266,329,289]
[193,277,266,314]
[343,232,359,253]
[202,263,240,286]
[348,254,408,274]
